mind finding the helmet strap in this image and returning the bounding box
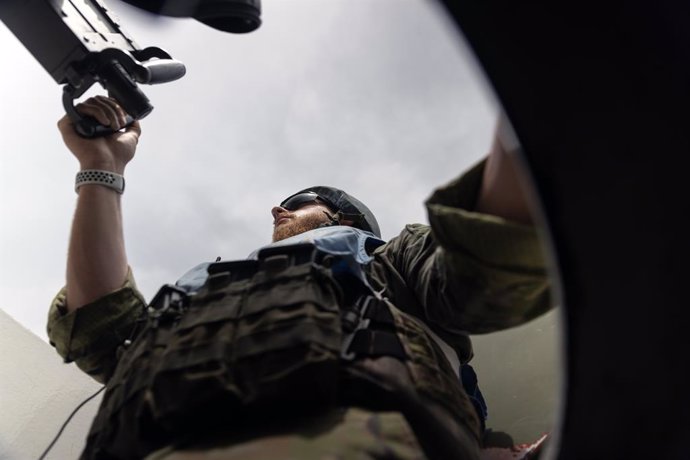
[319,211,364,230]
[337,211,365,226]
[322,211,341,227]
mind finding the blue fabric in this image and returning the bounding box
[174,262,213,293]
[461,363,489,431]
[176,226,385,293]
[247,226,385,264]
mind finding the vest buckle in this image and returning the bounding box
[147,284,189,327]
[340,295,375,360]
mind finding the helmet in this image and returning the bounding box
[280,186,381,238]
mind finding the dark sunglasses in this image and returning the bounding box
[280,192,337,212]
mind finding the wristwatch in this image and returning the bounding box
[75,169,125,194]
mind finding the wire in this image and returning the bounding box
[37,385,105,460]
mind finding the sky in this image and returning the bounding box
[0,0,497,340]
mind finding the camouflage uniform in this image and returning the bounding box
[47,161,551,459]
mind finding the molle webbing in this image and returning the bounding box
[81,244,344,459]
[339,295,483,446]
[80,244,478,460]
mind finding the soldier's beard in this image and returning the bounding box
[272,212,331,242]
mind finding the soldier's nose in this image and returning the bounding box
[271,206,287,220]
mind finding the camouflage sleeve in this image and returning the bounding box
[371,160,552,338]
[46,267,147,383]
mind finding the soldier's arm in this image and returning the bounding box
[47,97,146,382]
[475,115,535,225]
[57,96,140,311]
[371,116,551,337]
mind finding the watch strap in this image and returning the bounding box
[75,170,125,194]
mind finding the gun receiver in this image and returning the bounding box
[0,0,186,137]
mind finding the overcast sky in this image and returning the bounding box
[0,0,497,340]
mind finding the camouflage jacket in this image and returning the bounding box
[47,160,551,384]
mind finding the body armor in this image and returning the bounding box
[81,238,481,459]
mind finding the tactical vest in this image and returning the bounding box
[80,242,481,460]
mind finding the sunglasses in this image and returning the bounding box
[280,192,337,212]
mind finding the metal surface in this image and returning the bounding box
[440,1,690,458]
[0,0,185,137]
[0,0,137,83]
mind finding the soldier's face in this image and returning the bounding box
[271,201,333,242]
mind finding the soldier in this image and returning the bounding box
[48,96,551,459]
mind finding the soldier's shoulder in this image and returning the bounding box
[373,224,431,255]
[398,223,432,242]
[403,223,429,233]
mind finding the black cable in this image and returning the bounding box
[37,385,105,460]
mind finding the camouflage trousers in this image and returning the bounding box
[145,408,427,460]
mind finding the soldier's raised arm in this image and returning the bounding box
[57,96,141,311]
[371,113,551,338]
[475,115,535,225]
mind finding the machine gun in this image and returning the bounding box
[0,0,261,137]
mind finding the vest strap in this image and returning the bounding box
[341,294,407,361]
[347,329,407,359]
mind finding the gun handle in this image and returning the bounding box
[74,115,136,138]
[63,84,140,138]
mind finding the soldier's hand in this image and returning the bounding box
[57,95,141,174]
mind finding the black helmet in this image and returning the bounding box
[280,186,381,238]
